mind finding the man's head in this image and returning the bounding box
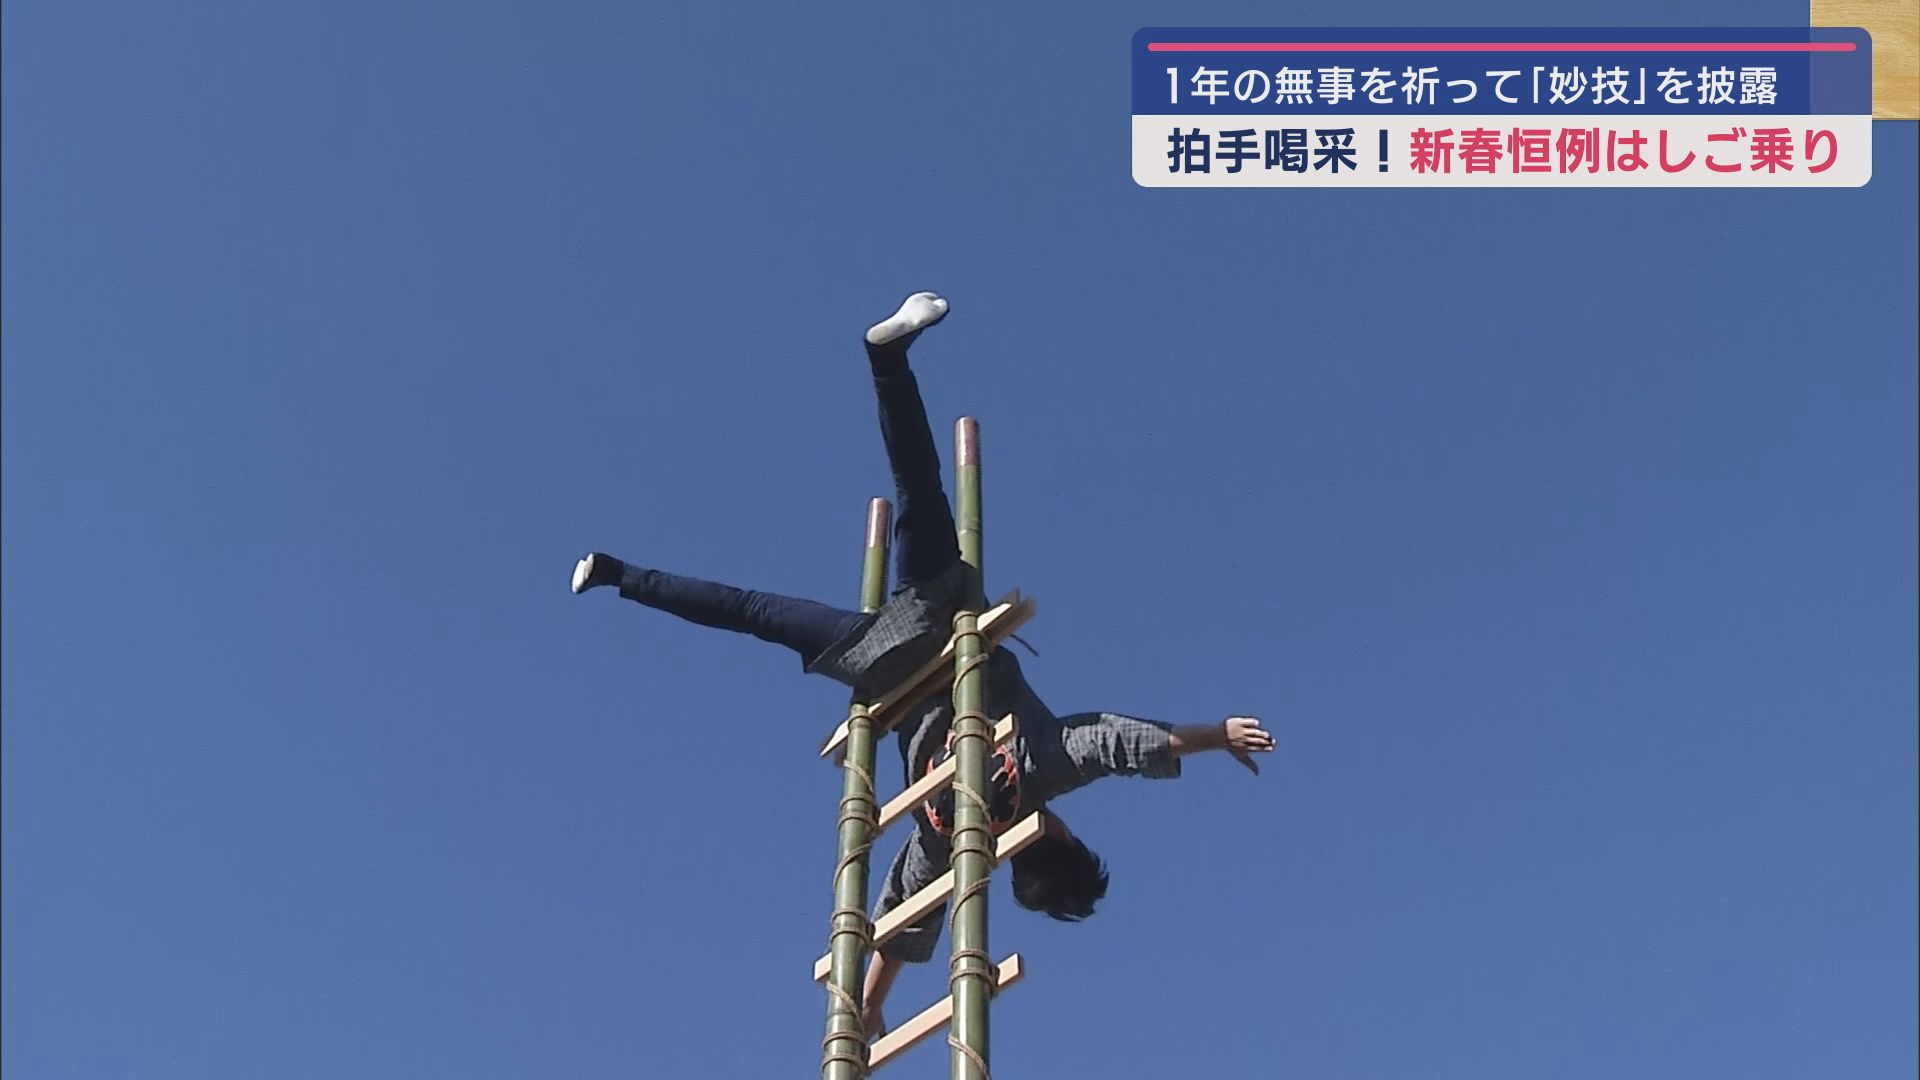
[1009,815,1108,921]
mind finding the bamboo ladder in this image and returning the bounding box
[818,418,1038,1080]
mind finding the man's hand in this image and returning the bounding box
[1224,716,1274,775]
[1169,716,1278,772]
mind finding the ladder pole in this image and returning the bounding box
[822,497,893,1080]
[955,418,984,585]
[858,497,893,614]
[948,417,993,1080]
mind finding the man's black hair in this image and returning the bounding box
[1009,834,1109,921]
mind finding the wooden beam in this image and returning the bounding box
[875,715,1017,833]
[813,812,1044,982]
[866,954,1026,1072]
[818,592,1037,760]
[1810,0,1918,118]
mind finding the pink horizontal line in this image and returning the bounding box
[1147,41,1855,52]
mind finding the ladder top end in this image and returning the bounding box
[955,417,980,466]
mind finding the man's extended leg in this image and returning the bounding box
[572,553,864,665]
[865,292,961,591]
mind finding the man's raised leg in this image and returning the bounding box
[864,292,961,591]
[572,553,864,665]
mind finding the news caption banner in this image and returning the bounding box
[1131,27,1872,187]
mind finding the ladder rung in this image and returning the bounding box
[867,953,1026,1071]
[819,592,1036,760]
[875,715,1018,832]
[813,811,1044,982]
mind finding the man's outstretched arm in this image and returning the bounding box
[1047,711,1274,792]
[1169,716,1276,775]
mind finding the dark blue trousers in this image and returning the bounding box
[614,339,960,665]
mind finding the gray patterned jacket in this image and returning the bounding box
[808,562,1181,963]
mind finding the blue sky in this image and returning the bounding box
[4,2,1913,1077]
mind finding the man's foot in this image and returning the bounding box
[865,291,949,347]
[571,553,624,594]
